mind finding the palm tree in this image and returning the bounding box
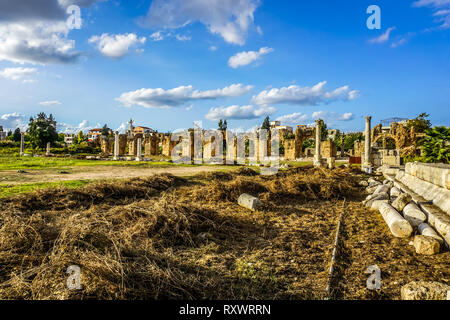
[422,126,449,163]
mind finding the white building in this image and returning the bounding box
[0,126,6,141]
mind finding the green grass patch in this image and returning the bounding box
[0,179,91,198]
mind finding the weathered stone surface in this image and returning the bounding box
[370,199,389,211]
[390,186,401,197]
[401,281,450,300]
[238,194,262,211]
[379,203,413,238]
[373,184,390,195]
[395,170,450,215]
[366,185,379,194]
[403,203,427,228]
[419,203,450,247]
[413,235,440,255]
[364,192,389,208]
[359,180,369,187]
[418,223,444,245]
[406,162,449,190]
[392,193,412,212]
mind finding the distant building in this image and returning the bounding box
[0,126,6,141]
[133,126,155,134]
[64,134,75,145]
[87,128,103,141]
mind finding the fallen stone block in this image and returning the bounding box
[413,235,440,255]
[401,281,450,300]
[370,199,389,211]
[364,192,389,207]
[395,170,450,215]
[359,180,369,187]
[403,203,427,228]
[366,185,379,194]
[419,203,450,247]
[391,193,412,212]
[238,194,262,211]
[418,223,444,245]
[373,184,390,195]
[390,187,401,197]
[379,203,413,238]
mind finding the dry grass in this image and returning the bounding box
[0,167,361,299]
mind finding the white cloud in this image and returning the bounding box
[252,81,359,106]
[0,1,103,65]
[0,67,37,82]
[175,34,191,41]
[140,0,261,45]
[338,112,354,121]
[205,104,276,121]
[116,83,254,108]
[150,31,164,41]
[57,119,92,134]
[311,111,355,122]
[89,33,146,59]
[0,21,81,64]
[413,0,450,29]
[209,45,218,51]
[275,112,309,125]
[0,112,27,131]
[369,27,396,44]
[413,0,450,7]
[228,47,273,68]
[39,100,62,106]
[391,38,408,48]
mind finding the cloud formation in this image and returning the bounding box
[140,0,261,45]
[413,0,450,29]
[89,33,146,59]
[275,112,309,125]
[116,84,254,108]
[369,27,396,44]
[205,104,276,121]
[0,112,27,130]
[0,0,104,64]
[252,81,359,106]
[39,100,62,106]
[228,47,273,68]
[0,67,37,82]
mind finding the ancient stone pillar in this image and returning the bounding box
[46,142,51,156]
[136,137,142,161]
[314,120,322,167]
[20,132,24,156]
[363,116,372,170]
[113,131,119,160]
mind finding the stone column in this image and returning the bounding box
[113,131,119,160]
[314,120,322,167]
[20,132,25,156]
[46,142,51,156]
[363,116,372,171]
[341,133,345,158]
[136,137,142,161]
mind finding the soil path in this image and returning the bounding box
[0,165,233,185]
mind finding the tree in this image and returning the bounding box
[218,119,228,131]
[7,130,12,137]
[27,113,58,150]
[421,126,449,164]
[261,116,270,131]
[75,131,86,145]
[12,128,21,142]
[407,113,432,133]
[101,124,110,136]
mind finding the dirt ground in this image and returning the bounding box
[0,165,233,185]
[0,166,448,300]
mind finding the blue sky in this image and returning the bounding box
[0,0,449,133]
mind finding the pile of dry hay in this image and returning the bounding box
[0,166,361,299]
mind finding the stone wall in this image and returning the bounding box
[320,139,337,158]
